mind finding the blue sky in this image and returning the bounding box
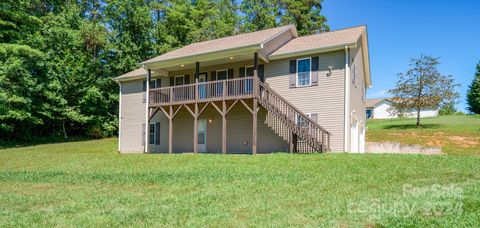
[322,0,480,112]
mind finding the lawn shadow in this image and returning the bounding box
[382,124,441,130]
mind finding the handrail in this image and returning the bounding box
[257,80,331,135]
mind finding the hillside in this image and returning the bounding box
[366,115,480,156]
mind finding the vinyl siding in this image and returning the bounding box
[264,50,346,151]
[349,38,367,151]
[119,80,146,153]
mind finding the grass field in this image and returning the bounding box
[1,138,479,227]
[366,115,480,156]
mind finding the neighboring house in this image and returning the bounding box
[366,98,438,119]
[114,25,371,154]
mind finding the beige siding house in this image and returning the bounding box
[114,25,371,154]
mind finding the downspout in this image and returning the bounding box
[113,79,122,153]
[144,66,151,153]
[344,46,350,152]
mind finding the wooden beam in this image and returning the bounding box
[193,103,198,154]
[168,105,173,154]
[252,98,258,155]
[149,107,159,121]
[225,99,239,115]
[222,100,227,154]
[159,106,170,118]
[210,102,223,115]
[240,99,253,114]
[198,102,209,116]
[172,105,183,118]
[183,104,195,117]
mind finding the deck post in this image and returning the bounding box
[222,100,227,154]
[168,105,173,154]
[252,98,258,155]
[193,103,198,154]
[144,69,151,153]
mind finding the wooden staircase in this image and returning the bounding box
[256,80,331,153]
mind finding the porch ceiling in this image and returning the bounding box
[149,52,259,73]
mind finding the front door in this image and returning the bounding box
[198,119,207,152]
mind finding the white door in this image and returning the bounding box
[198,119,207,152]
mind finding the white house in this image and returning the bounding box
[366,98,438,119]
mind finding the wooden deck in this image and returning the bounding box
[149,77,256,107]
[147,76,331,153]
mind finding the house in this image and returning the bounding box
[366,98,438,119]
[114,25,371,154]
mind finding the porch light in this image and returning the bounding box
[229,56,234,60]
[327,66,333,76]
[208,119,213,125]
[180,64,185,67]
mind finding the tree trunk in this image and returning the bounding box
[416,107,421,126]
[62,120,68,140]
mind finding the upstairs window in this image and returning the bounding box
[296,58,311,87]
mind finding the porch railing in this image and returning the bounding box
[149,77,255,106]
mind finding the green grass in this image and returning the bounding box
[367,115,480,156]
[1,138,479,227]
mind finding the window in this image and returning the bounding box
[175,75,185,86]
[217,69,228,80]
[149,123,155,145]
[296,113,311,128]
[296,58,311,87]
[366,109,373,119]
[245,66,254,77]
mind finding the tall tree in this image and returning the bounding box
[278,0,329,35]
[466,61,480,114]
[240,0,278,32]
[389,55,460,126]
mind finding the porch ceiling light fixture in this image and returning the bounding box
[180,64,185,67]
[229,56,234,60]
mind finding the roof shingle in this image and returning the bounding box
[270,26,365,57]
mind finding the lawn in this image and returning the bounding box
[366,115,480,156]
[0,138,479,227]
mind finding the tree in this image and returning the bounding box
[389,55,459,126]
[278,0,329,35]
[466,61,480,114]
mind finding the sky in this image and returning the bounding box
[322,0,480,112]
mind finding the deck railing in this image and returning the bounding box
[149,77,255,106]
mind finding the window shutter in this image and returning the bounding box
[311,57,319,86]
[142,124,146,146]
[156,79,161,88]
[155,122,160,145]
[211,71,217,81]
[169,77,174,86]
[239,67,245,78]
[310,113,318,123]
[228,68,234,79]
[142,80,147,91]
[185,74,190,84]
[258,64,265,83]
[289,60,296,88]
